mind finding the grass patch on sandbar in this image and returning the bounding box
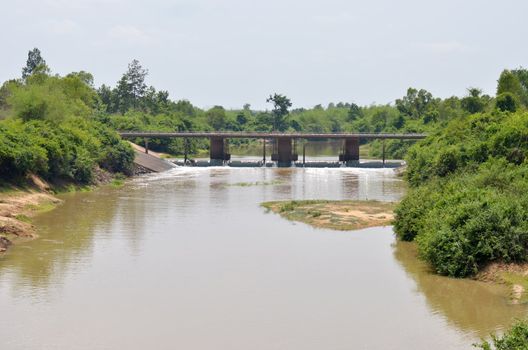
[261,199,396,231]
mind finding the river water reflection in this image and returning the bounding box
[0,167,527,350]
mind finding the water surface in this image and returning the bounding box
[0,167,526,349]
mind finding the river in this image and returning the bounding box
[0,166,526,349]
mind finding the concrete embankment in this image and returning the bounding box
[129,143,175,173]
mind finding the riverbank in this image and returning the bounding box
[476,263,528,304]
[261,199,396,231]
[0,170,126,254]
[0,175,62,252]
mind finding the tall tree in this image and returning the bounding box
[206,106,227,131]
[395,88,433,119]
[461,87,486,114]
[22,48,48,79]
[115,59,148,113]
[497,70,522,99]
[266,93,292,131]
[348,103,362,121]
[511,67,528,106]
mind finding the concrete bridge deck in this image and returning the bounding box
[119,131,426,140]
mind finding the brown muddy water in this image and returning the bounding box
[0,167,527,350]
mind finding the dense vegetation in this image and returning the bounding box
[394,69,528,277]
[0,49,134,184]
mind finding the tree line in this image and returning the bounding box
[2,48,528,184]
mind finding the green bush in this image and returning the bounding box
[394,183,439,241]
[476,320,528,350]
[396,157,528,277]
[0,71,135,184]
[417,186,528,277]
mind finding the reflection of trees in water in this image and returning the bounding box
[0,189,121,294]
[393,241,528,337]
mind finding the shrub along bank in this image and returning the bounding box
[0,65,134,185]
[394,111,528,277]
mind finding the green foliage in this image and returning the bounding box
[497,70,523,101]
[266,93,292,131]
[396,110,528,277]
[476,320,528,350]
[0,63,134,183]
[206,106,227,131]
[496,93,518,112]
[22,48,48,79]
[461,88,488,114]
[395,88,434,119]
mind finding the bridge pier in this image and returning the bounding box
[210,137,230,165]
[339,138,360,165]
[262,139,266,165]
[271,138,298,166]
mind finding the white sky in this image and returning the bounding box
[1,0,527,110]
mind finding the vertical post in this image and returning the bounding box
[263,138,266,165]
[382,139,386,167]
[303,142,306,167]
[184,138,188,165]
[144,138,149,154]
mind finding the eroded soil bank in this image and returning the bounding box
[0,176,62,252]
[261,199,396,231]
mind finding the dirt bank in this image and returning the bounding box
[476,262,528,304]
[0,175,63,253]
[261,200,396,231]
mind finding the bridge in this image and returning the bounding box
[119,131,427,166]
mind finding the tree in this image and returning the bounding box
[461,87,486,114]
[266,93,292,131]
[115,59,148,113]
[495,92,518,112]
[396,88,434,119]
[236,112,248,126]
[67,71,94,87]
[22,48,48,79]
[511,67,528,106]
[348,103,362,121]
[206,106,227,131]
[497,70,523,101]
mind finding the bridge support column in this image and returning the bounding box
[272,137,297,166]
[144,138,149,154]
[382,139,386,167]
[210,137,230,165]
[340,138,360,165]
[302,142,306,167]
[262,139,266,166]
[184,138,188,165]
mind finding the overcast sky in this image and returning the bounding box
[1,0,527,110]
